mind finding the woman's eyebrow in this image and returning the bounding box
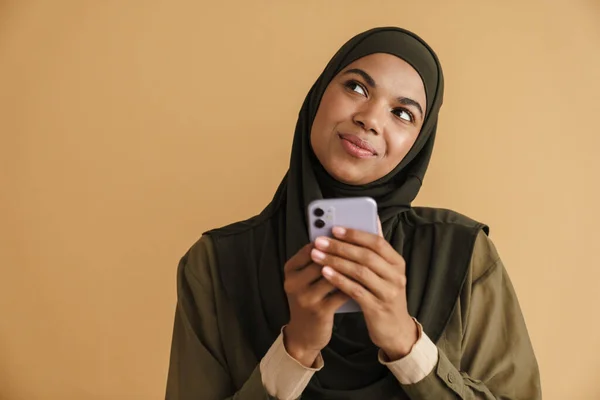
[398,97,424,120]
[343,68,424,120]
[343,68,377,88]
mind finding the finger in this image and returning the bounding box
[313,237,389,280]
[311,248,387,298]
[307,274,339,299]
[322,266,377,310]
[284,243,314,273]
[294,263,325,287]
[331,227,400,266]
[292,273,339,309]
[284,263,324,295]
[323,291,351,313]
[377,216,383,237]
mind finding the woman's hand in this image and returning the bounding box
[310,226,418,361]
[283,243,350,367]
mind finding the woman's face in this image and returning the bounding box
[310,53,427,185]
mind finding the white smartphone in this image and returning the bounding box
[307,197,379,313]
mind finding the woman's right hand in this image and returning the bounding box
[283,243,350,367]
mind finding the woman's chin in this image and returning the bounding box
[317,152,382,185]
[326,165,372,186]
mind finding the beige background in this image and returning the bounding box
[1,1,599,399]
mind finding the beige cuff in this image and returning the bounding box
[378,319,439,385]
[259,327,324,400]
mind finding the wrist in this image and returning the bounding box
[286,345,320,368]
[282,327,321,368]
[380,317,419,361]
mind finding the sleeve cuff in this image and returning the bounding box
[378,318,439,385]
[259,327,323,400]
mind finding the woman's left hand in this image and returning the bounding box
[310,224,418,361]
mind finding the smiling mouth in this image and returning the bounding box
[338,133,378,158]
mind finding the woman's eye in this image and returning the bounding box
[393,108,414,122]
[345,81,367,96]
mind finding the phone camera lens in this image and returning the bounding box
[314,219,325,228]
[313,208,324,217]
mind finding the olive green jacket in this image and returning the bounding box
[166,231,541,399]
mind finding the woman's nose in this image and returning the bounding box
[352,103,384,135]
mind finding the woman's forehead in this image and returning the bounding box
[341,53,421,79]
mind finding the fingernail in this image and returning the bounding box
[311,248,326,260]
[315,237,329,249]
[322,266,334,277]
[332,227,346,236]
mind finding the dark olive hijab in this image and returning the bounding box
[206,27,487,399]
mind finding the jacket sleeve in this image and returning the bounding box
[399,232,542,399]
[165,236,276,400]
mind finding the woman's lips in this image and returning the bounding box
[338,133,378,159]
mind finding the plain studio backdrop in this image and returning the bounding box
[1,1,599,399]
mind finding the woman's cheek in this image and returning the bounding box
[386,131,416,162]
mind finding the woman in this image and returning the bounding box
[165,27,541,399]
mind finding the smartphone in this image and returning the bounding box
[307,197,379,313]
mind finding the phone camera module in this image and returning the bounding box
[313,208,325,217]
[314,219,326,228]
